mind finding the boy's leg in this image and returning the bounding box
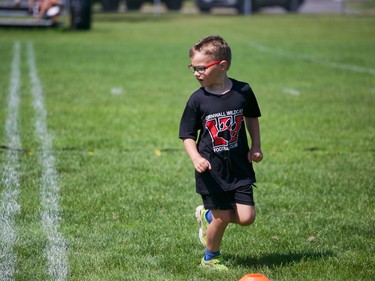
[206,209,231,252]
[230,185,256,225]
[198,186,256,269]
[230,203,256,226]
[205,205,255,252]
[200,209,230,270]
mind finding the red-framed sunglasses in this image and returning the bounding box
[188,60,222,74]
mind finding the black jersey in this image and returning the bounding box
[179,78,261,195]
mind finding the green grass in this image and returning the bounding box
[0,12,374,281]
[347,0,375,12]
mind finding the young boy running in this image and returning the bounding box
[179,35,263,270]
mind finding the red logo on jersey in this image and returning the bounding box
[205,111,243,152]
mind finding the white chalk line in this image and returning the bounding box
[27,42,68,281]
[0,41,22,281]
[249,42,375,76]
[283,87,300,96]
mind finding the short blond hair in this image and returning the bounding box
[189,35,232,70]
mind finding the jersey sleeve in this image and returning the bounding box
[179,99,201,140]
[243,84,261,118]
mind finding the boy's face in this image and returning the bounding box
[190,51,226,88]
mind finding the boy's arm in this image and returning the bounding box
[182,138,211,173]
[245,117,263,163]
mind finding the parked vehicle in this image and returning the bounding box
[194,0,305,13]
[126,0,183,11]
[101,0,183,12]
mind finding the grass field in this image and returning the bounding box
[0,11,374,281]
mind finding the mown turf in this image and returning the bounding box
[0,12,374,281]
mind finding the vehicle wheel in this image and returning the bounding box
[126,0,143,11]
[165,0,182,10]
[236,0,257,14]
[285,0,300,12]
[102,0,120,11]
[197,5,211,13]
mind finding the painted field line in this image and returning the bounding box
[249,42,375,76]
[27,42,68,281]
[0,41,21,281]
[283,87,300,96]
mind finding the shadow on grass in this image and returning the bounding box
[229,251,335,268]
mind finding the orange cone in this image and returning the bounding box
[239,273,270,281]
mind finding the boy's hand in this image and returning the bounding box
[248,148,263,163]
[193,157,212,173]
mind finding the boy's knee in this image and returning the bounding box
[212,212,232,226]
[236,205,256,226]
[215,216,231,226]
[238,214,256,226]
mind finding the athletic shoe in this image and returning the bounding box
[195,205,209,247]
[200,255,229,270]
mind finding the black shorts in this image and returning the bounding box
[201,185,255,210]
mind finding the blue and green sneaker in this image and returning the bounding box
[200,255,228,270]
[195,205,210,247]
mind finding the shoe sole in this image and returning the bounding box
[195,205,206,247]
[200,264,229,271]
[200,259,229,270]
